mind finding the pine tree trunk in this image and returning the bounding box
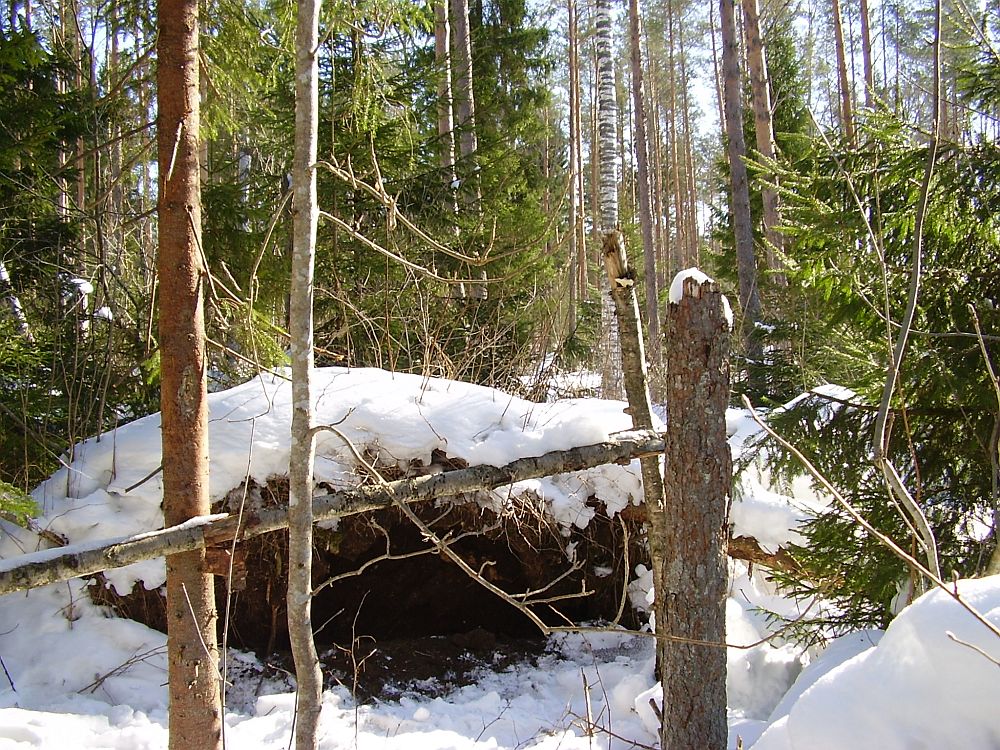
[450,0,480,207]
[743,0,783,260]
[288,0,323,746]
[720,0,762,349]
[435,0,460,224]
[627,0,661,372]
[666,4,685,268]
[860,0,874,108]
[832,0,855,141]
[659,277,731,750]
[567,0,583,322]
[647,56,670,290]
[677,16,700,267]
[155,0,222,746]
[709,1,726,142]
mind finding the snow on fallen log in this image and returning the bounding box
[0,431,664,595]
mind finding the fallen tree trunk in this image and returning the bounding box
[0,431,665,596]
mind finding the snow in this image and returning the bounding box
[668,267,734,328]
[1,368,999,748]
[31,368,647,593]
[754,579,1000,749]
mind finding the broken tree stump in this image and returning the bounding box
[659,275,731,750]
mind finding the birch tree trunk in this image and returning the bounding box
[288,0,323,746]
[743,0,783,260]
[720,0,762,352]
[595,0,621,398]
[155,0,222,745]
[0,261,31,341]
[627,0,660,372]
[660,277,731,750]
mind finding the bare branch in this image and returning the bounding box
[0,432,664,595]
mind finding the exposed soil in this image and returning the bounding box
[90,467,647,701]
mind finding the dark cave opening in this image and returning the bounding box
[91,486,647,695]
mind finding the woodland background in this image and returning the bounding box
[1,0,999,681]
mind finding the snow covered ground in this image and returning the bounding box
[0,368,998,748]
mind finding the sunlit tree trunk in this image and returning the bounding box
[720,0,762,350]
[860,0,874,108]
[595,0,621,398]
[709,1,726,138]
[666,4,685,268]
[156,0,223,746]
[451,0,480,207]
[832,0,855,141]
[435,0,459,225]
[627,0,660,370]
[288,0,323,746]
[743,0,783,260]
[567,0,584,323]
[677,16,699,267]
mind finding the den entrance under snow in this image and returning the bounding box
[94,477,648,696]
[51,368,652,692]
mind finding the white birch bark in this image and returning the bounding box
[0,261,32,340]
[288,0,322,745]
[595,0,621,398]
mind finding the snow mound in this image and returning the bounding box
[25,368,648,593]
[752,576,1000,749]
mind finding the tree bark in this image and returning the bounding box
[720,0,762,353]
[659,277,731,750]
[0,261,32,341]
[627,0,660,372]
[602,231,671,736]
[435,0,459,221]
[832,0,855,142]
[567,0,584,320]
[450,0,480,207]
[743,0,783,261]
[289,0,323,744]
[860,0,874,108]
[677,15,700,268]
[0,432,667,596]
[595,0,621,398]
[709,1,726,148]
[155,0,222,745]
